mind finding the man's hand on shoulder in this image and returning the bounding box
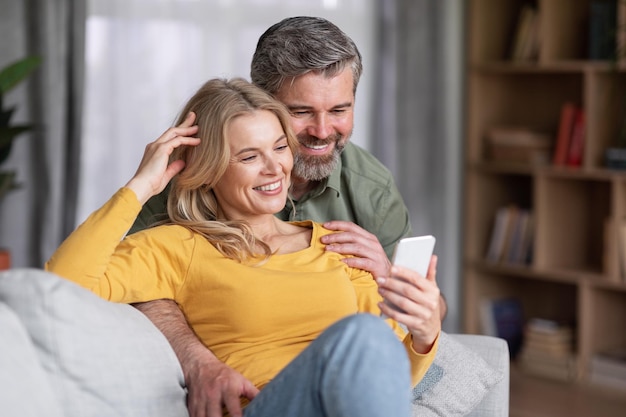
[321,222,448,321]
[321,220,391,280]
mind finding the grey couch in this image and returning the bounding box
[0,269,508,417]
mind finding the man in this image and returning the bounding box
[132,16,444,417]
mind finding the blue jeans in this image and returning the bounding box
[243,314,412,417]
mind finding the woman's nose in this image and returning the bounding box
[263,156,281,173]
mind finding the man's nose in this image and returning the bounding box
[306,113,333,139]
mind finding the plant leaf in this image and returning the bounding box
[0,125,32,164]
[0,105,16,127]
[0,171,18,201]
[0,56,41,94]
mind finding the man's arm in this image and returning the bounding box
[133,300,258,417]
[128,187,170,234]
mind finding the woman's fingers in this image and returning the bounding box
[155,112,198,144]
[125,114,201,204]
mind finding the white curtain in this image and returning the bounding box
[77,0,376,224]
[371,0,463,332]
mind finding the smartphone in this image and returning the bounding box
[391,235,436,276]
[381,235,436,316]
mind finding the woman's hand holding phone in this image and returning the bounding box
[377,236,441,354]
[380,235,435,315]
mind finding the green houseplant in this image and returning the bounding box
[0,56,40,269]
[0,56,41,201]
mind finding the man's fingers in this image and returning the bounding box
[323,221,377,238]
[222,394,243,417]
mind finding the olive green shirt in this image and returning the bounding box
[130,143,411,259]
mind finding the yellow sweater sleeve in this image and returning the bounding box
[45,187,193,302]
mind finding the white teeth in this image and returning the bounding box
[304,144,327,150]
[255,181,280,191]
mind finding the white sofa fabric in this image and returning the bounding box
[0,269,508,417]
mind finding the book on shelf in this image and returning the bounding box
[619,0,626,65]
[480,297,524,359]
[509,4,540,62]
[485,206,533,264]
[485,206,513,263]
[589,0,618,60]
[617,219,626,282]
[505,209,533,264]
[603,217,620,280]
[605,217,626,282]
[552,102,579,166]
[565,108,585,167]
[517,318,577,381]
[590,347,626,391]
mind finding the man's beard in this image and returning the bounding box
[292,133,347,182]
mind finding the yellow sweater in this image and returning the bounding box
[46,187,437,388]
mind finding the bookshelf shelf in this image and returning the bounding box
[465,0,626,411]
[472,61,620,73]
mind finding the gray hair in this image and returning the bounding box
[251,16,363,95]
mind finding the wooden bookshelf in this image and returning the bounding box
[464,0,626,414]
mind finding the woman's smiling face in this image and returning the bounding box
[212,110,293,221]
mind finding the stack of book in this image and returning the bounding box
[517,318,577,382]
[590,347,626,391]
[487,126,553,166]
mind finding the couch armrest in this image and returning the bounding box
[449,334,510,417]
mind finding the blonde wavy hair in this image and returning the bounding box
[166,78,297,262]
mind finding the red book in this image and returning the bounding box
[566,108,586,167]
[552,102,578,166]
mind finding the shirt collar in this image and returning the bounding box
[289,154,343,202]
[324,155,343,196]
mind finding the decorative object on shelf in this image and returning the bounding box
[0,248,9,270]
[0,56,40,202]
[605,141,626,169]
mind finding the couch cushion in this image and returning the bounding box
[411,331,505,417]
[0,268,188,417]
[0,301,64,417]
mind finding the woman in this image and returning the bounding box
[46,78,440,417]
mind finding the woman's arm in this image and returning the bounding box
[45,113,200,294]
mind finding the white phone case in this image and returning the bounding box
[391,235,436,276]
[382,235,436,316]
